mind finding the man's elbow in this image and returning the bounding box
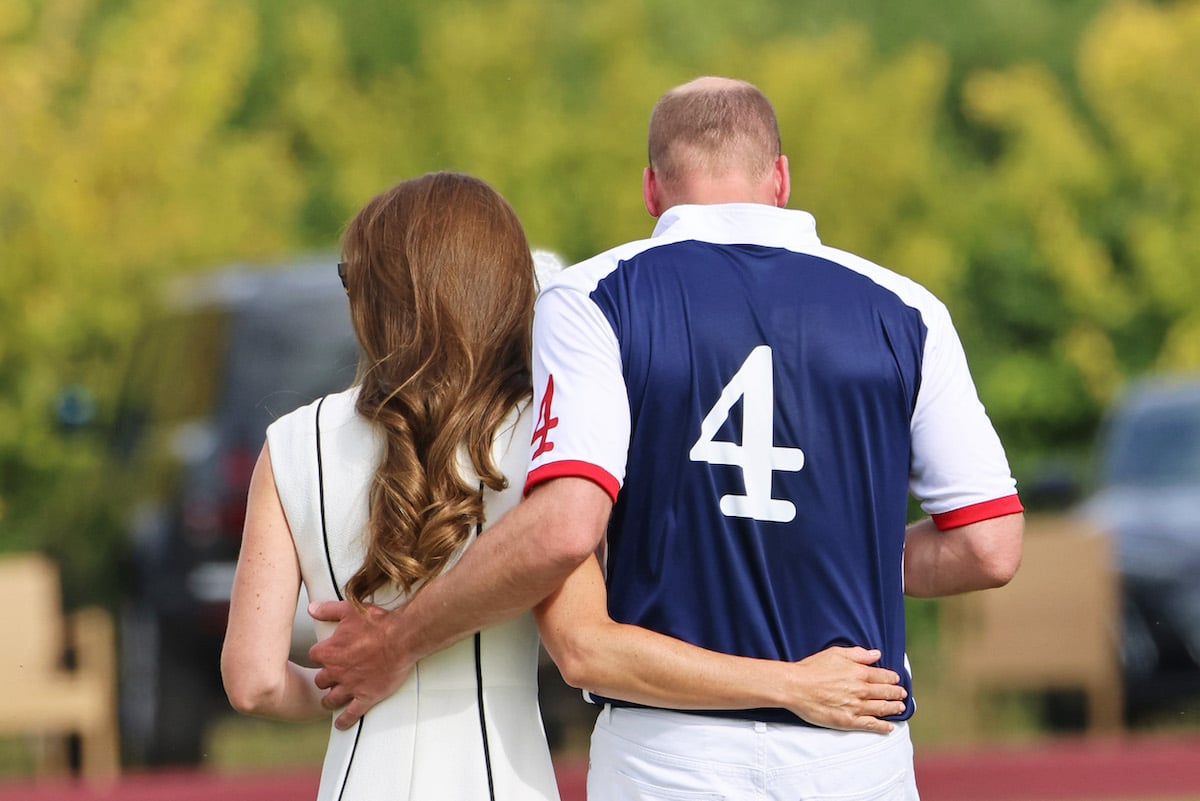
[976,549,1021,589]
[541,525,602,573]
[975,514,1024,589]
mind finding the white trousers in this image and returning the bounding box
[587,707,920,801]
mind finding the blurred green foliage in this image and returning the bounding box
[2,0,1199,603]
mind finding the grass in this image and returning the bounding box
[0,715,333,779]
[203,715,331,772]
[0,738,36,776]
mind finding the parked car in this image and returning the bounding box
[110,258,359,765]
[1077,373,1200,716]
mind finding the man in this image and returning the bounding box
[311,76,1023,799]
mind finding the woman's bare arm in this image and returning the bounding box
[535,556,907,733]
[220,444,325,721]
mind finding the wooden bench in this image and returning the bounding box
[0,552,120,780]
[939,515,1123,737]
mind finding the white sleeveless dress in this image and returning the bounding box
[266,388,560,801]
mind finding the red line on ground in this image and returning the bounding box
[0,769,320,801]
[915,736,1200,801]
[0,737,1197,801]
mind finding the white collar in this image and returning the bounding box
[651,203,820,250]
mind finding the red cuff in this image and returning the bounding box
[931,494,1024,531]
[524,460,621,503]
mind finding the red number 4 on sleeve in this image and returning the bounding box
[531,374,559,459]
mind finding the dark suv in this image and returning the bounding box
[1078,373,1200,716]
[111,259,359,765]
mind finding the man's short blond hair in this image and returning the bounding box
[647,77,782,184]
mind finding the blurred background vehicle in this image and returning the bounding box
[109,259,359,765]
[1076,374,1200,719]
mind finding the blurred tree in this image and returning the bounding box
[0,0,305,598]
[1080,0,1200,374]
[951,0,1200,462]
[265,0,668,259]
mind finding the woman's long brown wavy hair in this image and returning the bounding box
[339,172,535,606]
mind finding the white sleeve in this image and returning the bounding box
[909,299,1020,526]
[525,283,629,501]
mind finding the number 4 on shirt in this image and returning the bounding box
[689,345,805,523]
[531,374,559,459]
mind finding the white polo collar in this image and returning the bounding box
[650,203,821,251]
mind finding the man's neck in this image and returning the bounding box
[667,179,777,208]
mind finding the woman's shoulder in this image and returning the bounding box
[265,388,365,468]
[267,386,358,434]
[483,399,534,478]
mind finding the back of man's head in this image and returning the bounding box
[648,77,782,186]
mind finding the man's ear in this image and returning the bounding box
[643,166,663,218]
[773,155,791,208]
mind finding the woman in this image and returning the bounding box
[221,171,905,801]
[221,172,558,800]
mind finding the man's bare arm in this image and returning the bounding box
[903,512,1024,598]
[308,477,610,729]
